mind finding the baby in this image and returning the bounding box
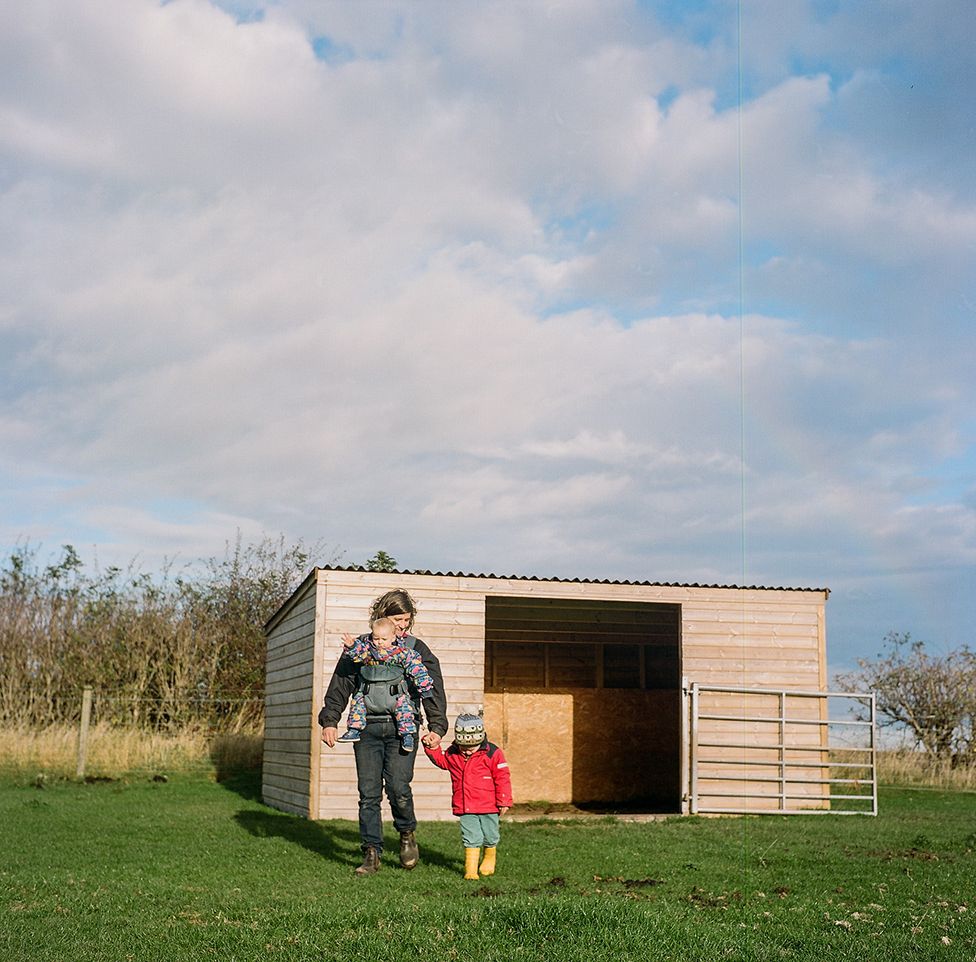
[337,616,434,752]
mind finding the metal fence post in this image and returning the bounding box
[76,686,93,779]
[689,682,700,814]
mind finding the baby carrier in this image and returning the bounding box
[356,635,421,718]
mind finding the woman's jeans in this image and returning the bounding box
[353,717,418,854]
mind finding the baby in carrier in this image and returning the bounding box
[338,616,434,752]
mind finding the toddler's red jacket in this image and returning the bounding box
[424,740,513,815]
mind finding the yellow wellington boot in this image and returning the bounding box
[464,848,481,880]
[479,847,497,877]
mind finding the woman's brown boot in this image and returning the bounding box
[354,846,380,876]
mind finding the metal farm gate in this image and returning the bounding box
[686,683,877,816]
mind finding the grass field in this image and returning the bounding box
[1,771,973,962]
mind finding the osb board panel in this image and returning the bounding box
[483,690,680,806]
[484,692,573,802]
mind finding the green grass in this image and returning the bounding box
[1,773,973,962]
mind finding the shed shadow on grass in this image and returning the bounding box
[233,809,461,873]
[217,770,361,867]
[234,808,363,866]
[219,769,460,873]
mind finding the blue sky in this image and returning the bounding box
[1,0,973,674]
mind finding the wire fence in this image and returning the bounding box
[87,689,265,732]
[1,686,266,781]
[0,684,266,731]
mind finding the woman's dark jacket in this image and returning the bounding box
[317,635,449,737]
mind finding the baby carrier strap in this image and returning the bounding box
[359,660,407,693]
[355,637,421,715]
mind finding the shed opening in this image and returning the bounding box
[483,595,682,812]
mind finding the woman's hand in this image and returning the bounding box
[321,726,338,747]
[421,731,441,750]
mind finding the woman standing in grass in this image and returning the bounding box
[318,589,448,875]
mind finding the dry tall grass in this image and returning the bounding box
[0,724,263,780]
[3,729,973,792]
[876,749,976,790]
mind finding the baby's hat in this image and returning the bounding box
[454,713,485,746]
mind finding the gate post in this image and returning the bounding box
[689,681,699,814]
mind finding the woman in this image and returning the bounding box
[319,588,448,875]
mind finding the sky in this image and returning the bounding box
[1,0,974,675]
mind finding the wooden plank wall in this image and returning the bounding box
[306,570,827,820]
[685,592,828,811]
[262,580,317,817]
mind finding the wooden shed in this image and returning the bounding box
[262,567,855,820]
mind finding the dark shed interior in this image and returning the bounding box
[483,595,682,812]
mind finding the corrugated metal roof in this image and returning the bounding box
[265,565,829,633]
[317,564,829,594]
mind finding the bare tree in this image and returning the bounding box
[836,632,975,762]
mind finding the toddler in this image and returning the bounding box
[424,713,513,878]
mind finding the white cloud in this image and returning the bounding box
[0,0,973,666]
